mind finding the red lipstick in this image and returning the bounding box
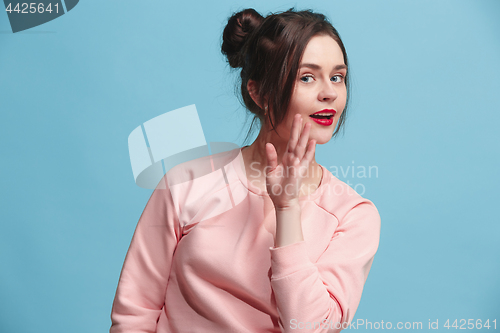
[309,109,336,126]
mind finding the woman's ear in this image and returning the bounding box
[247,80,265,109]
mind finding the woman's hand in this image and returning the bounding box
[265,114,316,209]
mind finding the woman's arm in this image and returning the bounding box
[270,200,381,333]
[110,176,182,333]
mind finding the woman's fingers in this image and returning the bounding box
[286,114,302,154]
[265,142,278,172]
[302,139,316,166]
[295,121,311,160]
[265,114,317,205]
[274,113,315,172]
[287,114,311,162]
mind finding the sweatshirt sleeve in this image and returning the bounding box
[269,200,381,333]
[110,176,182,333]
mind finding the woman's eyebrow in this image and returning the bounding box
[300,63,347,70]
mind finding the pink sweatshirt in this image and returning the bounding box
[110,147,381,333]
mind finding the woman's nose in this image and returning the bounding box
[318,80,338,101]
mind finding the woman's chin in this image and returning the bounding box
[310,132,334,145]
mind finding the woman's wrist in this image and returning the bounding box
[274,198,301,211]
[274,203,303,247]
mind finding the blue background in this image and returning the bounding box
[1,0,499,332]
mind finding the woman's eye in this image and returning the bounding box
[300,75,314,83]
[300,74,344,83]
[331,75,345,83]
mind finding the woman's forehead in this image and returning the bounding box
[301,35,344,67]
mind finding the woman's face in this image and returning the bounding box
[275,34,347,145]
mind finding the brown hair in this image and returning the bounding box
[221,8,351,144]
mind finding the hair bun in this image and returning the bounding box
[221,8,264,68]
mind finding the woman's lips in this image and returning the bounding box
[309,109,336,126]
[311,109,337,116]
[310,117,334,126]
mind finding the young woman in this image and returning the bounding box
[110,8,380,333]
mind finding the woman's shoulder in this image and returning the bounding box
[163,147,243,224]
[316,166,380,225]
[165,147,241,186]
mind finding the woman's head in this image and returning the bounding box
[221,8,351,145]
